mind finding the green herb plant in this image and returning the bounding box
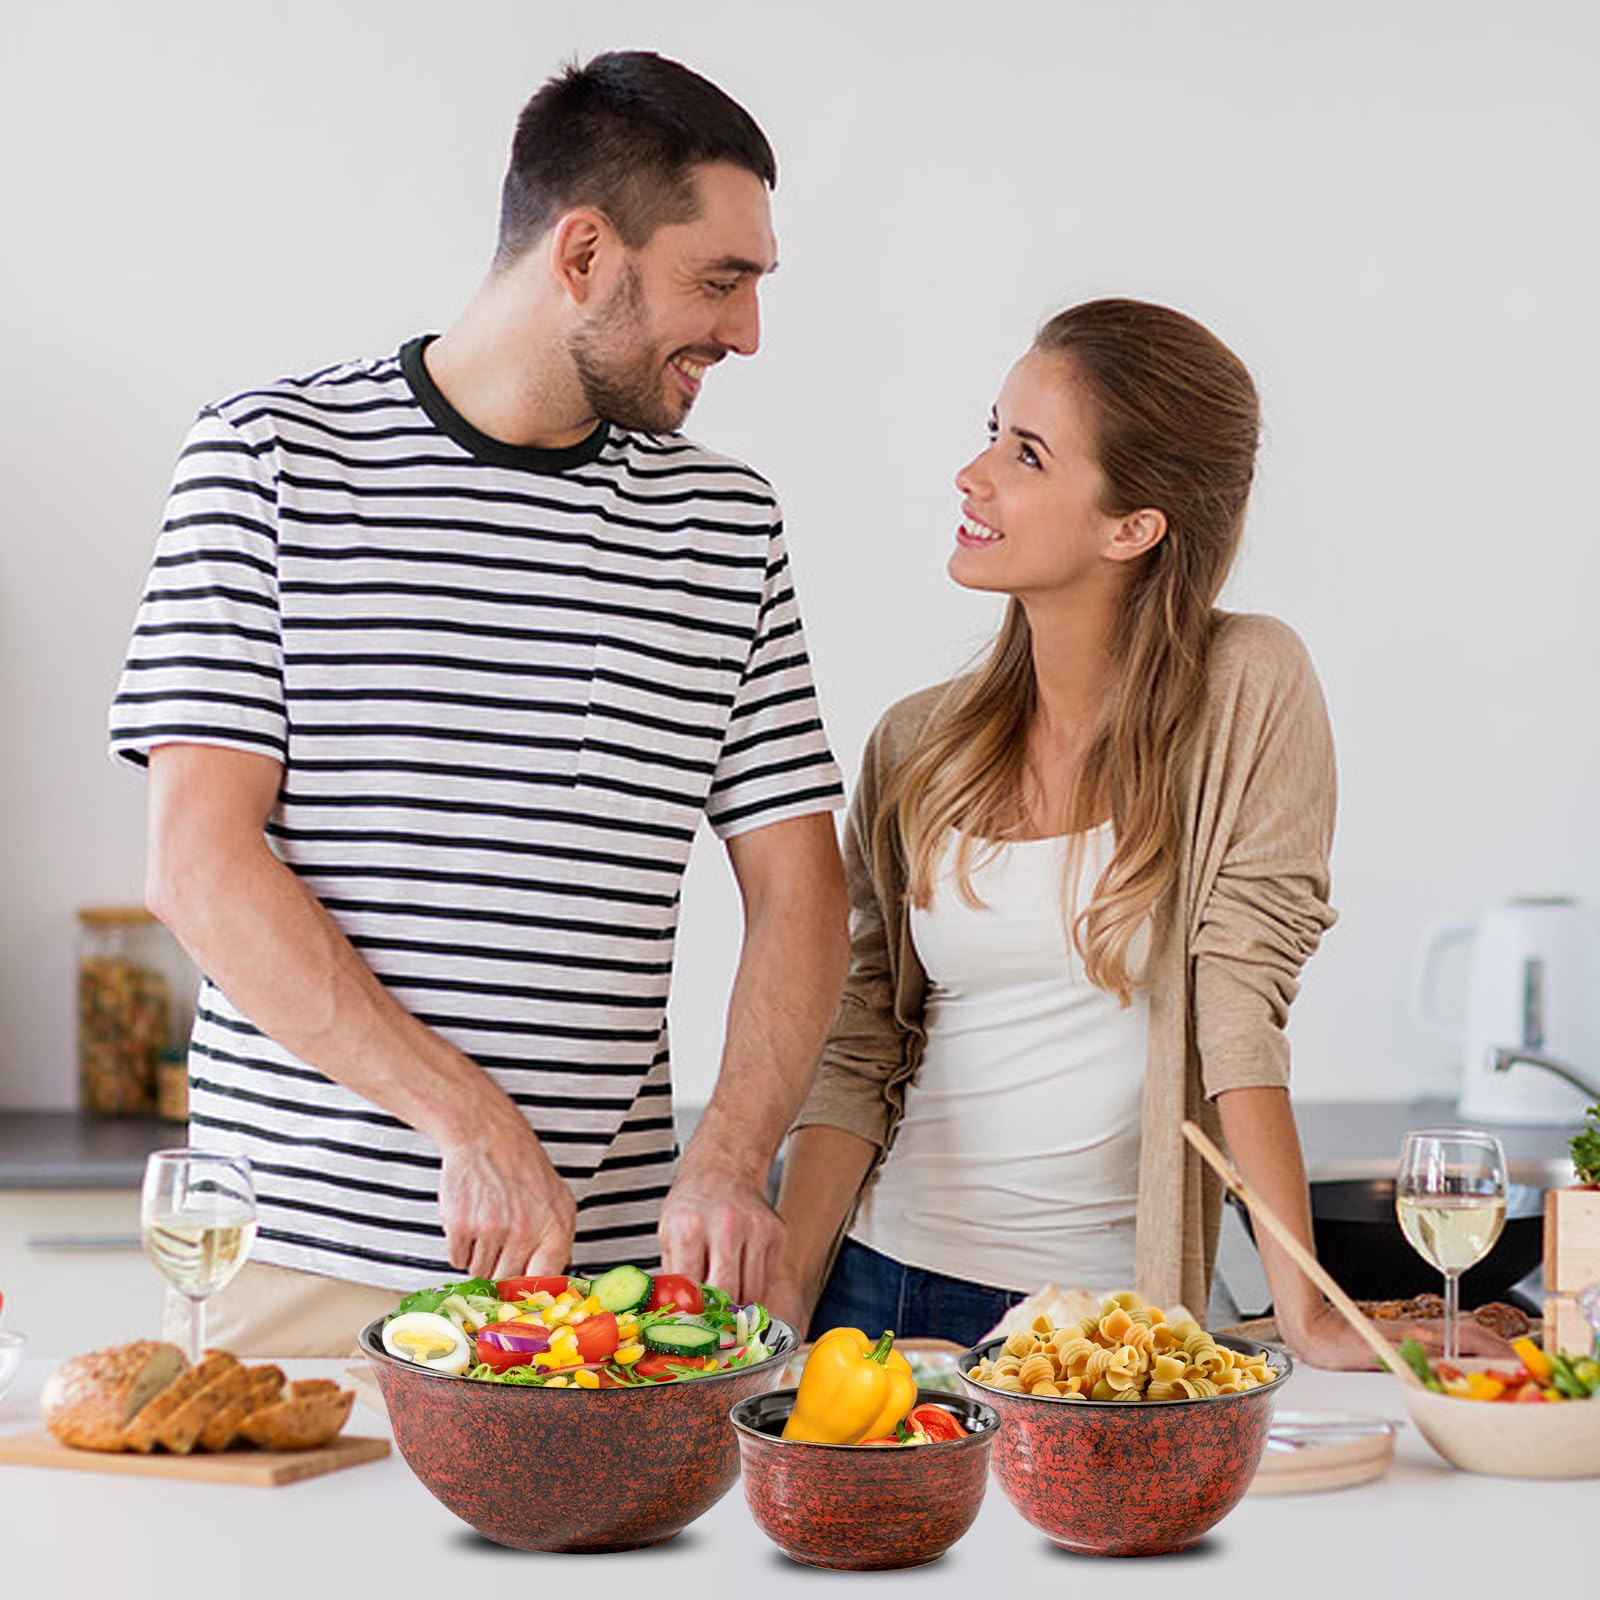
[1571,1102,1600,1188]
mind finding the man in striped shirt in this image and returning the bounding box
[111,52,849,1354]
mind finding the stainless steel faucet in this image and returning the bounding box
[1490,1047,1600,1100]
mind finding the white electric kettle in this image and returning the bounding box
[1412,896,1600,1124]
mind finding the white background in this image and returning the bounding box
[2,0,1596,1111]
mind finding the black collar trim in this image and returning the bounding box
[400,335,609,473]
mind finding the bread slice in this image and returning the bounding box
[197,1364,284,1452]
[122,1351,240,1453]
[40,1341,188,1452]
[156,1361,254,1455]
[285,1378,340,1401]
[237,1385,354,1451]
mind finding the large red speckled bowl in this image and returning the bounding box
[959,1333,1290,1557]
[730,1388,1000,1570]
[362,1314,796,1552]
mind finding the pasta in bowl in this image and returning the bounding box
[960,1292,1291,1557]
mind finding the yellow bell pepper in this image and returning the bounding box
[1464,1372,1505,1402]
[1511,1336,1553,1386]
[782,1328,917,1444]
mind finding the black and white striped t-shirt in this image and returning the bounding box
[110,337,844,1289]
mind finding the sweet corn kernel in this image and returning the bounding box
[581,1295,602,1315]
[574,1370,600,1389]
[614,1344,644,1365]
[543,1377,570,1388]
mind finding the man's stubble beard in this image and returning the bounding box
[568,264,690,435]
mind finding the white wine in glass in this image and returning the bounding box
[1395,1130,1507,1361]
[141,1150,256,1362]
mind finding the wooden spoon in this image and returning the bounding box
[1182,1120,1427,1390]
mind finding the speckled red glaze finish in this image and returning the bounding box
[730,1388,999,1570]
[960,1333,1290,1557]
[362,1314,796,1552]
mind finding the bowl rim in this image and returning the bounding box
[359,1311,798,1392]
[0,1330,27,1350]
[957,1330,1293,1407]
[727,1385,1001,1450]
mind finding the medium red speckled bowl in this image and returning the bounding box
[361,1314,796,1552]
[960,1333,1291,1557]
[729,1388,1000,1570]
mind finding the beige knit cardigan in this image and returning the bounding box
[793,612,1338,1313]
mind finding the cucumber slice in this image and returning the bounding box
[642,1322,721,1357]
[589,1264,653,1315]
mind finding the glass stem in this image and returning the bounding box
[1443,1270,1460,1362]
[188,1296,206,1364]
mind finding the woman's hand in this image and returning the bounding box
[1282,1300,1513,1370]
[761,1272,816,1343]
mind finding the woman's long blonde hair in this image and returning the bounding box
[878,299,1260,1003]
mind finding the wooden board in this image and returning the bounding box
[1544,1189,1600,1293]
[0,1429,389,1486]
[1545,1296,1595,1359]
[1248,1410,1395,1495]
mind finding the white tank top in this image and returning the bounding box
[851,824,1148,1296]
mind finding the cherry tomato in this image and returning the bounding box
[475,1333,537,1373]
[632,1351,718,1380]
[907,1404,964,1443]
[495,1275,569,1300]
[644,1274,705,1315]
[572,1311,620,1364]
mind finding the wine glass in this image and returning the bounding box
[1395,1129,1508,1361]
[140,1150,257,1362]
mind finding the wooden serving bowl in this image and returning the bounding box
[361,1314,796,1552]
[960,1333,1291,1557]
[1402,1359,1600,1478]
[729,1388,999,1570]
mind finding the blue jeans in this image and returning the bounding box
[807,1236,1026,1350]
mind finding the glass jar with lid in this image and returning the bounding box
[76,908,196,1116]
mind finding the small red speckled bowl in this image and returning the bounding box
[361,1314,796,1552]
[960,1334,1291,1557]
[729,1388,1000,1570]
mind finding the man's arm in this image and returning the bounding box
[146,742,576,1281]
[658,812,849,1304]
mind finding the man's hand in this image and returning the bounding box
[658,1156,784,1305]
[438,1120,576,1283]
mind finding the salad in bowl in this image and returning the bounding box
[377,1263,777,1389]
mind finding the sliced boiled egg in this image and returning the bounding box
[382,1311,473,1374]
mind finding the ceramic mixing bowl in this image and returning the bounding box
[960,1332,1291,1557]
[362,1313,796,1552]
[730,1388,1000,1570]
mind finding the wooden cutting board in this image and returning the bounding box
[1248,1410,1395,1495]
[0,1429,389,1486]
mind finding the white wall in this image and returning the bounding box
[3,0,1596,1111]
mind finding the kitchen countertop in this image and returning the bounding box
[0,1355,1590,1594]
[0,1113,179,1189]
[0,1096,1575,1191]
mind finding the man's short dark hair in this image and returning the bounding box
[495,51,777,265]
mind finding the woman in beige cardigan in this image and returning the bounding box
[769,299,1499,1368]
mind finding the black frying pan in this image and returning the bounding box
[1235,1179,1544,1312]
